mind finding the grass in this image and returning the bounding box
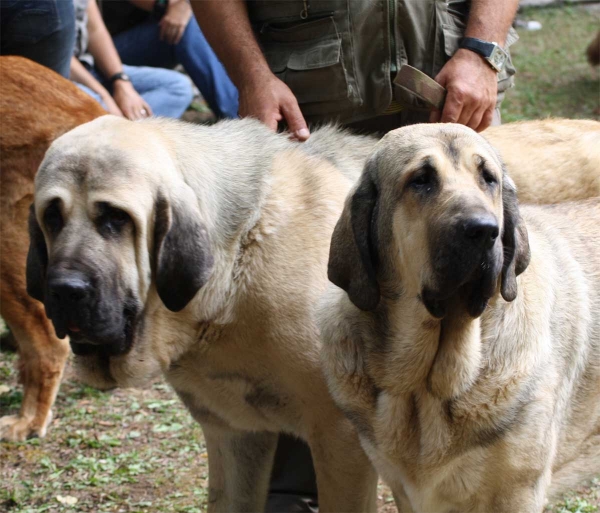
[1,351,210,513]
[1,5,600,512]
[501,5,599,122]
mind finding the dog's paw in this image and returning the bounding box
[0,413,50,442]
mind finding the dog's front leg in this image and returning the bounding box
[308,416,379,512]
[202,423,277,513]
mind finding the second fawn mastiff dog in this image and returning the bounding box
[26,115,379,512]
[319,124,600,512]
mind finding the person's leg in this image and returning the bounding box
[111,21,178,69]
[72,83,107,111]
[118,64,193,119]
[0,0,75,78]
[112,19,238,119]
[173,17,239,119]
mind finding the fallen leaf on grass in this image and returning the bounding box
[56,495,78,505]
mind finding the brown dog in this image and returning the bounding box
[0,56,105,441]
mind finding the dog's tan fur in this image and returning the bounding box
[319,124,600,512]
[0,56,105,441]
[29,116,379,512]
[485,119,600,204]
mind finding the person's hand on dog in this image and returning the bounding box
[160,0,192,45]
[429,48,498,133]
[239,72,310,141]
[112,80,152,120]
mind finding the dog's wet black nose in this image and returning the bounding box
[462,217,499,249]
[48,275,92,304]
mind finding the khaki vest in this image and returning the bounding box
[247,0,518,124]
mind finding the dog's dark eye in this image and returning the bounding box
[43,201,63,235]
[97,203,131,237]
[481,167,497,186]
[409,165,436,193]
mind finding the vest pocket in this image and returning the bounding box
[257,15,360,114]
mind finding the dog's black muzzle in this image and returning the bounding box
[423,212,502,319]
[44,268,137,357]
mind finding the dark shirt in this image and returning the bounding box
[99,0,150,36]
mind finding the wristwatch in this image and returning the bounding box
[459,37,508,72]
[108,72,131,85]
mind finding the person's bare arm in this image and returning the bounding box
[191,0,310,140]
[70,56,123,116]
[430,0,519,132]
[86,0,128,81]
[85,0,152,119]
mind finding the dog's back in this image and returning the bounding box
[485,119,600,204]
[302,125,377,182]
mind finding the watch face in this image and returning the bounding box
[488,46,508,72]
[120,73,131,82]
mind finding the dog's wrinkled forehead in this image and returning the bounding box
[35,116,173,196]
[372,123,503,181]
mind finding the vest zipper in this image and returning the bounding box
[389,0,397,75]
[300,0,311,19]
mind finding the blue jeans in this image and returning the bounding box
[111,17,239,119]
[0,0,75,77]
[74,63,193,119]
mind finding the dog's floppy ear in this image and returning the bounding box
[328,161,380,311]
[153,194,214,312]
[500,175,531,302]
[26,204,48,302]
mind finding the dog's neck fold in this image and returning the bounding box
[380,295,482,400]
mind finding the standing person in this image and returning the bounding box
[71,0,193,119]
[100,0,239,119]
[192,0,519,140]
[0,0,75,78]
[189,1,520,510]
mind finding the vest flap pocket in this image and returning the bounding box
[287,39,341,71]
[258,14,358,107]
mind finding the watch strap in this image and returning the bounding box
[459,37,507,72]
[108,72,130,84]
[459,37,494,58]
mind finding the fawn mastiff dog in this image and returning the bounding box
[26,115,379,511]
[0,56,105,441]
[319,124,600,512]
